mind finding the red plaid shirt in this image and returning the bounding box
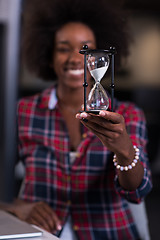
[17,85,152,240]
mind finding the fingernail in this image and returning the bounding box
[57,225,62,230]
[99,111,105,117]
[82,118,88,122]
[80,112,88,118]
[76,113,82,119]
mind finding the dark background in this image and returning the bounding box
[18,1,160,239]
[0,0,159,239]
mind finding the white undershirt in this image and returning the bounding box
[60,152,78,240]
[60,216,77,240]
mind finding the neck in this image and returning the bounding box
[57,84,91,109]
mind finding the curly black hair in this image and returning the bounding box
[22,0,130,81]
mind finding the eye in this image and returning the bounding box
[56,47,70,53]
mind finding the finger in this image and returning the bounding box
[27,211,52,232]
[36,205,55,231]
[42,204,62,231]
[77,112,124,138]
[28,217,51,232]
[76,112,105,125]
[80,114,121,135]
[53,214,62,231]
[27,203,55,232]
[76,112,88,120]
[82,121,116,140]
[34,202,62,232]
[99,111,123,124]
[76,111,122,126]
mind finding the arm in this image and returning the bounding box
[76,109,151,192]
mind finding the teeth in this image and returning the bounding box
[68,69,84,75]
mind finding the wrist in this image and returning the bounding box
[113,145,140,171]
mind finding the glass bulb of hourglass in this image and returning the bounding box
[90,66,108,82]
[87,81,109,111]
[86,52,110,112]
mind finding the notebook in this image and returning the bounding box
[0,210,43,239]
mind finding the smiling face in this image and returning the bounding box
[52,22,96,89]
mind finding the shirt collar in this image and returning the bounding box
[48,88,58,110]
[38,85,58,110]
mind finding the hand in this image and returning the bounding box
[76,110,134,160]
[7,200,62,234]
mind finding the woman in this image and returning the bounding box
[4,0,152,239]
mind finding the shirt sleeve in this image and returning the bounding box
[114,168,152,203]
[114,102,153,203]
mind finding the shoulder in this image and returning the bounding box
[17,86,54,114]
[17,93,41,116]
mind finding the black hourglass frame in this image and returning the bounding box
[79,45,116,113]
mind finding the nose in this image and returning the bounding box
[68,49,83,64]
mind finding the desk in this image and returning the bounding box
[17,226,60,240]
[0,210,60,240]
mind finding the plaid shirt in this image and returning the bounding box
[17,85,152,240]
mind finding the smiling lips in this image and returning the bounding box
[67,69,84,76]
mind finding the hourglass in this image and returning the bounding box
[87,50,110,112]
[80,45,116,114]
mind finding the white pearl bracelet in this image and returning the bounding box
[113,145,140,171]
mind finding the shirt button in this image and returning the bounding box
[67,176,71,181]
[82,133,87,139]
[73,225,79,231]
[76,152,80,158]
[67,200,71,206]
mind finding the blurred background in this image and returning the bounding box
[0,0,160,239]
